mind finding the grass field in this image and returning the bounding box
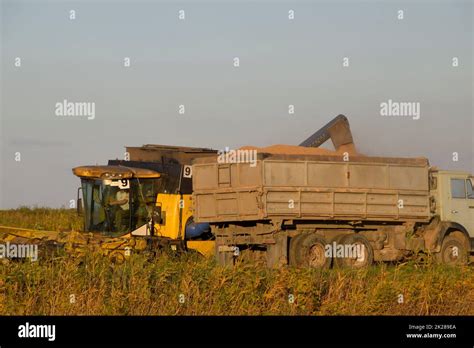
[0,208,473,315]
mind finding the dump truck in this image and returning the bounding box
[192,116,474,268]
[71,145,218,259]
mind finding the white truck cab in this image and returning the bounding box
[434,171,474,238]
[430,170,474,263]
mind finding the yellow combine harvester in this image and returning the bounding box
[71,145,218,259]
[0,145,217,262]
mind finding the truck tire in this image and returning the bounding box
[289,233,306,267]
[334,234,373,269]
[436,231,468,266]
[298,234,331,269]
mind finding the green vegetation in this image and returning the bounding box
[0,208,473,315]
[0,207,82,231]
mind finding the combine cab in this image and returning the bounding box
[73,165,162,237]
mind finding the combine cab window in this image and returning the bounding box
[81,179,131,236]
[80,178,160,236]
[451,179,466,199]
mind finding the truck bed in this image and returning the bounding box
[192,154,431,223]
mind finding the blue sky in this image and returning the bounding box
[0,0,472,208]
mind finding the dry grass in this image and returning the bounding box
[0,208,473,315]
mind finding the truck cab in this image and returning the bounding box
[431,170,474,263]
[433,171,474,237]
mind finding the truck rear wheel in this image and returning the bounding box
[334,234,373,269]
[436,232,468,266]
[298,234,331,269]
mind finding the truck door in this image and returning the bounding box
[446,176,474,237]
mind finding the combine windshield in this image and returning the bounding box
[81,178,159,236]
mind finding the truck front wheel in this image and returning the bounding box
[436,231,469,266]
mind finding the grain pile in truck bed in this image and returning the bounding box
[192,144,427,165]
[239,144,361,156]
